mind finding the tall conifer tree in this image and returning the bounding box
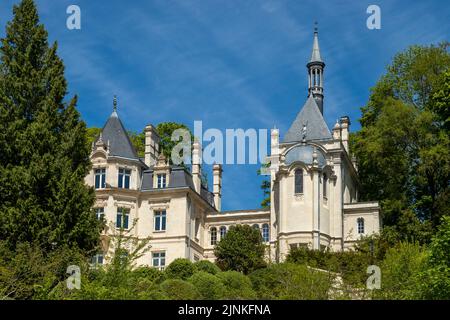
[0,0,101,252]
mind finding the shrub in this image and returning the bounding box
[188,271,225,300]
[216,271,257,299]
[375,242,427,299]
[249,263,332,300]
[165,258,195,280]
[194,260,221,275]
[214,224,266,274]
[416,216,450,299]
[132,266,165,283]
[160,279,200,300]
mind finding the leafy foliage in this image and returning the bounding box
[217,271,257,299]
[0,0,101,252]
[214,224,266,274]
[160,279,199,300]
[193,260,221,275]
[188,271,225,299]
[352,44,450,242]
[249,263,333,300]
[165,258,195,280]
[155,122,193,164]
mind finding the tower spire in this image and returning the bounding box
[111,95,118,118]
[307,23,325,114]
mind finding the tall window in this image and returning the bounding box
[94,168,106,189]
[116,208,130,229]
[262,224,270,242]
[154,210,167,231]
[323,173,328,198]
[220,226,227,240]
[118,168,131,189]
[152,252,166,270]
[294,169,303,194]
[210,227,217,245]
[95,208,104,220]
[357,218,365,234]
[157,174,167,188]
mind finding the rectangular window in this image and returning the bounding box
[116,208,130,229]
[157,174,167,188]
[94,168,106,189]
[118,168,131,189]
[95,208,104,220]
[90,253,104,267]
[294,169,303,194]
[152,252,166,270]
[154,210,167,231]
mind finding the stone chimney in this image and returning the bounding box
[339,116,350,154]
[192,139,202,193]
[213,164,222,211]
[144,124,160,167]
[332,120,341,140]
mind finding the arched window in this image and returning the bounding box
[210,227,217,245]
[262,224,270,242]
[252,224,259,230]
[357,218,365,234]
[295,169,303,194]
[219,226,227,240]
[323,173,327,198]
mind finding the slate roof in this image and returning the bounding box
[282,95,332,143]
[310,31,323,63]
[141,166,216,208]
[99,110,140,160]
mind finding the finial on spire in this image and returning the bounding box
[113,95,117,112]
[314,21,318,33]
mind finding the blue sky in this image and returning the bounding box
[0,0,449,210]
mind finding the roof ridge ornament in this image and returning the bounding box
[301,120,308,143]
[113,95,117,112]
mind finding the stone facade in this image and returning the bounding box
[85,30,380,269]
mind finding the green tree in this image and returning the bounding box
[249,263,332,300]
[193,260,221,275]
[216,270,257,299]
[128,130,145,158]
[0,0,101,252]
[257,161,271,209]
[214,224,266,274]
[352,44,450,242]
[188,271,224,300]
[86,127,102,150]
[156,122,193,164]
[418,216,450,299]
[374,242,427,299]
[160,279,200,300]
[165,258,195,280]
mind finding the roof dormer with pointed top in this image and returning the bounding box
[95,96,140,161]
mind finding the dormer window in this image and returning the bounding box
[157,174,167,188]
[94,168,106,189]
[118,168,131,189]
